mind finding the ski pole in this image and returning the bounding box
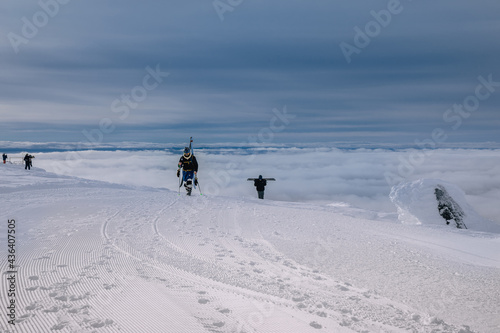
[196,178,202,195]
[178,169,183,195]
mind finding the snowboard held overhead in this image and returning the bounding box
[248,175,275,199]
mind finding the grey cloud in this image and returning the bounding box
[1,0,499,144]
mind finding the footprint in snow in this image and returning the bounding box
[337,285,349,292]
[70,293,90,301]
[316,311,327,318]
[16,313,34,323]
[54,295,68,302]
[292,297,306,302]
[25,303,41,311]
[310,321,323,329]
[198,298,210,304]
[67,305,90,314]
[89,319,114,328]
[51,321,69,331]
[43,306,60,313]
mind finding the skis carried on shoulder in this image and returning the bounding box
[247,178,276,181]
[179,136,202,196]
[189,136,196,190]
[190,137,203,195]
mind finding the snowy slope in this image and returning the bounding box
[1,165,500,333]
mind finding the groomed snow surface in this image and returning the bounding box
[1,164,500,333]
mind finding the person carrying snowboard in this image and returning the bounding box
[177,147,198,195]
[254,175,267,199]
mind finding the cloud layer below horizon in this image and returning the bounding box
[27,148,500,224]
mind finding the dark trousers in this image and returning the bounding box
[182,170,194,192]
[257,191,264,199]
[182,170,194,182]
[25,161,30,170]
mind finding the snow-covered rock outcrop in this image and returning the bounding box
[390,179,500,233]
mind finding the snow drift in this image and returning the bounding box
[390,179,500,233]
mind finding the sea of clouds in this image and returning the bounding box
[19,147,500,224]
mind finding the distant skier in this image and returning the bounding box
[24,154,34,170]
[177,147,198,195]
[2,153,6,164]
[254,175,267,199]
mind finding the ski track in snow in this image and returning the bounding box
[1,166,499,332]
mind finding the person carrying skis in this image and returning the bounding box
[254,175,267,199]
[177,147,198,195]
[24,153,34,170]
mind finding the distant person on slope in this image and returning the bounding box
[24,154,34,170]
[2,153,7,164]
[254,175,267,199]
[177,147,198,195]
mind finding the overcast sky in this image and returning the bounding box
[1,0,500,145]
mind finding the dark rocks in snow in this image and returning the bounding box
[434,185,467,229]
[391,179,500,232]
